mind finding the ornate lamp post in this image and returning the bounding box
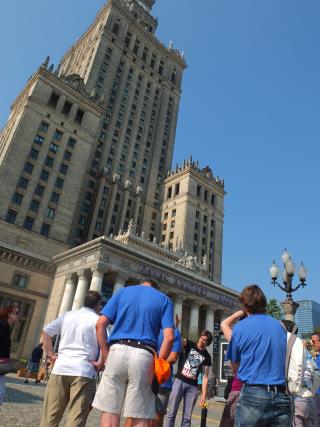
[269,249,307,322]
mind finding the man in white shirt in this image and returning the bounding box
[40,291,103,427]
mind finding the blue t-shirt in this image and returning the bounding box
[315,354,320,395]
[101,285,174,348]
[158,328,182,390]
[226,314,287,385]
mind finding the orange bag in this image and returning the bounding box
[154,354,171,384]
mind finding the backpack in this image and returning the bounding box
[286,332,320,397]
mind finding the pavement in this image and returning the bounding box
[1,374,225,426]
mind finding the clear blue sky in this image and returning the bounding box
[1,0,320,305]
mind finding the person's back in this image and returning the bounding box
[230,314,286,385]
[107,284,172,347]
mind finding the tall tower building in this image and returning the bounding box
[57,0,187,243]
[161,160,225,283]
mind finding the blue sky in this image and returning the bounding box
[1,0,320,305]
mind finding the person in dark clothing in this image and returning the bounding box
[0,306,21,405]
[24,343,44,384]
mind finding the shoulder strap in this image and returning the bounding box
[285,333,297,393]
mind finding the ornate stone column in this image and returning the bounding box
[59,274,76,315]
[118,180,132,231]
[103,174,120,235]
[90,267,104,293]
[72,270,89,310]
[173,295,184,331]
[113,273,128,294]
[189,301,200,341]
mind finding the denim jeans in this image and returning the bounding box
[164,378,198,427]
[235,385,293,427]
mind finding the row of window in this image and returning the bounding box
[5,209,51,236]
[48,92,85,125]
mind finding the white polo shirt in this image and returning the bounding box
[44,307,99,379]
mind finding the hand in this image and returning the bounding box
[199,395,207,408]
[90,360,105,372]
[48,353,57,364]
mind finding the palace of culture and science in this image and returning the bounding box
[0,0,238,378]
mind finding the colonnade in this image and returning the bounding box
[58,270,222,350]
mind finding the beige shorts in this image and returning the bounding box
[92,344,155,419]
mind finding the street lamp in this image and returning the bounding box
[269,249,307,321]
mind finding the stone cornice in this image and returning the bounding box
[0,247,55,275]
[0,281,50,300]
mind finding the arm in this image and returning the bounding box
[93,315,111,370]
[166,351,179,365]
[42,331,57,364]
[200,366,210,406]
[220,310,245,342]
[158,327,174,359]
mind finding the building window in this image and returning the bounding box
[40,223,50,237]
[35,184,45,196]
[68,137,76,148]
[62,101,72,116]
[204,189,208,202]
[53,130,63,141]
[95,222,102,232]
[59,164,68,175]
[112,20,120,35]
[167,187,172,199]
[29,200,39,212]
[18,177,29,190]
[23,162,33,174]
[197,185,201,197]
[193,245,197,253]
[171,220,175,228]
[64,151,72,161]
[196,211,200,219]
[203,226,207,234]
[55,177,64,189]
[204,215,208,223]
[175,183,180,196]
[172,209,176,217]
[29,148,39,160]
[12,193,23,205]
[161,234,166,242]
[39,121,49,133]
[202,237,206,245]
[40,170,49,182]
[75,109,84,124]
[49,192,59,204]
[46,207,55,219]
[5,209,17,224]
[12,273,28,289]
[164,212,168,220]
[45,156,54,167]
[49,143,58,154]
[34,135,44,145]
[23,216,34,230]
[194,233,198,241]
[195,222,199,230]
[48,92,59,108]
[211,194,215,206]
[163,223,167,231]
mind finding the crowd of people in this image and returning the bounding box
[0,281,320,427]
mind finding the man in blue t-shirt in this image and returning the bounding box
[311,332,320,426]
[92,279,174,427]
[223,285,292,427]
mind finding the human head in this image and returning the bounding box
[311,333,320,352]
[197,330,213,349]
[142,279,159,290]
[84,291,103,312]
[239,284,267,314]
[0,306,21,326]
[281,320,298,335]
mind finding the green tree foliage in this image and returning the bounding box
[266,298,282,320]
